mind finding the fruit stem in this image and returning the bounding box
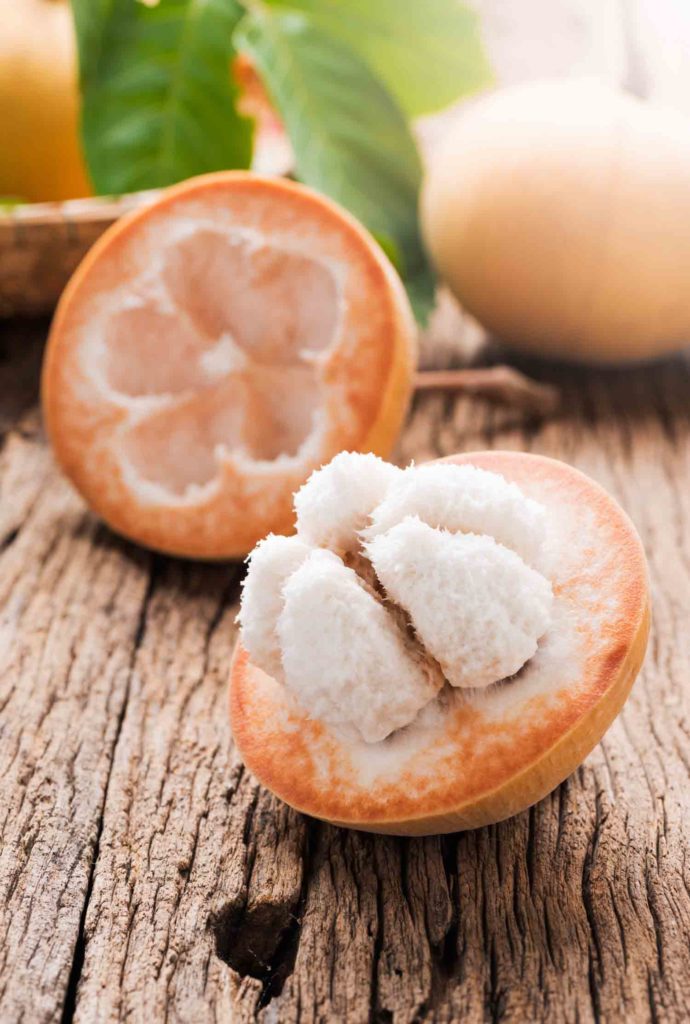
[414,366,559,417]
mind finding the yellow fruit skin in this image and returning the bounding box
[422,79,690,364]
[0,0,90,202]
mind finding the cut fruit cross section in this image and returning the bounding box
[42,173,417,558]
[231,451,650,835]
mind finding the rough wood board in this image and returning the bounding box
[0,399,152,1021]
[2,320,690,1023]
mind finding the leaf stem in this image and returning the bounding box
[414,366,559,416]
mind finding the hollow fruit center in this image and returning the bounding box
[98,228,340,498]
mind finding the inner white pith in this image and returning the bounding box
[238,453,555,744]
[85,224,344,501]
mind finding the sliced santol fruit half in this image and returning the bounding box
[42,173,416,559]
[231,450,650,835]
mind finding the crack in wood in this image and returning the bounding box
[0,525,19,555]
[425,835,461,1009]
[58,560,159,1023]
[210,816,316,1010]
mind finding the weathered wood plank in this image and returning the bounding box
[45,350,688,1024]
[3,338,690,1024]
[0,332,153,1022]
[71,562,258,1023]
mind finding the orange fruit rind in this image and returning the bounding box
[231,450,650,835]
[42,173,416,558]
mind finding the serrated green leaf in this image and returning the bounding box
[72,0,253,194]
[262,0,491,116]
[236,10,436,323]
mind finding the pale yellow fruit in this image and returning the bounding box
[0,0,90,202]
[422,79,690,363]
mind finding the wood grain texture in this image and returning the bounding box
[0,326,152,1023]
[3,318,690,1023]
[3,3,690,1020]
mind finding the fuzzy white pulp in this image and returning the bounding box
[238,453,554,743]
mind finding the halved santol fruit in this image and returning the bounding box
[41,173,416,559]
[231,450,650,836]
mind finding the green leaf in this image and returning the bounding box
[262,0,491,116]
[72,0,253,194]
[405,263,437,327]
[236,10,436,323]
[371,232,403,275]
[70,0,111,85]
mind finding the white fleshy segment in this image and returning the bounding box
[238,534,312,681]
[294,451,403,552]
[364,463,549,571]
[278,549,440,743]
[199,333,246,377]
[366,517,553,689]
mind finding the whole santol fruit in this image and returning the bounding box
[232,450,649,835]
[42,173,416,559]
[422,79,690,364]
[0,0,90,202]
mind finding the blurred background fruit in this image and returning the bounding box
[422,78,690,364]
[0,0,91,202]
[0,0,490,325]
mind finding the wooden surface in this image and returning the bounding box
[4,2,690,1022]
[0,194,159,319]
[3,319,690,1023]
